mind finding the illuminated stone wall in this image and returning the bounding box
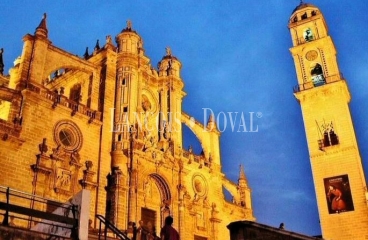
[0,16,254,239]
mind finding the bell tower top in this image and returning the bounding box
[289,2,343,90]
[288,2,328,47]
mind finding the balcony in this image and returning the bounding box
[293,73,344,93]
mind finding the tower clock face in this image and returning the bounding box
[305,50,318,61]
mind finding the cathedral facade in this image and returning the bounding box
[0,14,254,239]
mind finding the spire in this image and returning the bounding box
[238,164,248,183]
[94,40,100,51]
[35,13,48,38]
[206,114,217,131]
[0,48,4,75]
[83,47,89,59]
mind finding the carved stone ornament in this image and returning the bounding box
[305,50,318,61]
[192,173,208,198]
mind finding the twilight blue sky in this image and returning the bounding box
[1,0,368,236]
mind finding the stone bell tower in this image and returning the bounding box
[289,2,368,239]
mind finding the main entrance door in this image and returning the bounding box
[141,207,157,235]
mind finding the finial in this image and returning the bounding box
[94,40,100,51]
[38,138,48,155]
[83,47,89,59]
[238,164,247,181]
[0,48,4,76]
[106,35,112,44]
[207,114,217,131]
[165,47,172,56]
[35,12,48,38]
[127,20,132,30]
[300,0,303,4]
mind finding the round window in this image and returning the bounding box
[54,120,83,152]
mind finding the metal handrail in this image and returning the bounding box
[95,214,130,240]
[0,186,79,239]
[293,73,344,93]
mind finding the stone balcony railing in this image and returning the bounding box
[28,82,102,121]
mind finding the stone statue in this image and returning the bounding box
[126,20,132,30]
[165,47,171,56]
[85,160,93,171]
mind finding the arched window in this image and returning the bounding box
[310,63,325,86]
[69,84,81,103]
[303,28,314,42]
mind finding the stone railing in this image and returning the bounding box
[28,83,102,121]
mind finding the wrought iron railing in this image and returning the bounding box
[95,214,130,240]
[293,73,344,93]
[0,186,78,239]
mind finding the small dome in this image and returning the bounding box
[292,2,317,14]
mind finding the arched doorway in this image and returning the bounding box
[140,173,171,236]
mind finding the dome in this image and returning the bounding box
[292,2,317,14]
